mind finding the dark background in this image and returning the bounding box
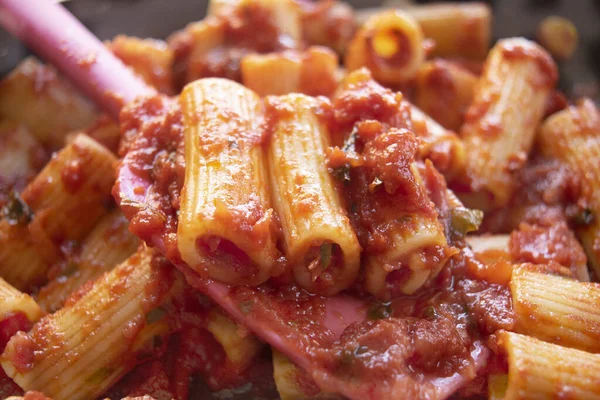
[0,0,599,101]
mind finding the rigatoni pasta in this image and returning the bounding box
[414,60,478,132]
[459,38,557,210]
[0,1,597,399]
[241,46,339,97]
[495,331,600,400]
[0,58,97,149]
[20,134,117,264]
[0,278,43,333]
[345,10,425,85]
[36,210,140,313]
[510,267,600,353]
[108,35,175,95]
[1,248,179,400]
[537,99,600,275]
[178,78,280,285]
[0,122,46,200]
[265,93,360,295]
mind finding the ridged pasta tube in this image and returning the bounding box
[178,78,280,285]
[265,93,360,295]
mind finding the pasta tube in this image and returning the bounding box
[460,38,557,210]
[1,248,179,400]
[0,278,42,323]
[36,210,140,313]
[298,0,356,55]
[510,267,600,353]
[357,3,492,60]
[265,94,360,295]
[496,331,600,399]
[178,78,280,285]
[208,0,302,43]
[273,350,338,400]
[0,208,49,292]
[0,122,46,197]
[206,308,263,371]
[108,35,175,95]
[0,278,43,349]
[0,58,97,149]
[414,60,478,132]
[364,206,451,299]
[241,46,339,97]
[409,103,466,179]
[21,134,117,264]
[345,10,425,85]
[537,99,600,275]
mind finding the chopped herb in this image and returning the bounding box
[450,207,483,237]
[339,348,355,365]
[368,177,383,192]
[342,126,359,154]
[61,261,79,278]
[146,307,166,324]
[2,192,33,225]
[320,243,332,270]
[367,302,392,320]
[86,367,115,385]
[574,208,595,226]
[153,334,163,349]
[332,126,360,184]
[355,345,369,355]
[332,164,351,183]
[239,300,254,315]
[423,306,438,319]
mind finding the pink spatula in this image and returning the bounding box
[0,1,488,398]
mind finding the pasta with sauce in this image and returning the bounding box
[0,0,597,400]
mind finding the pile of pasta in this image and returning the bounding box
[0,0,598,399]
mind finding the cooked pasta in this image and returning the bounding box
[20,134,116,264]
[0,58,97,149]
[108,36,175,95]
[1,248,180,400]
[0,1,596,399]
[0,278,43,329]
[510,267,600,353]
[537,99,600,275]
[459,38,557,210]
[357,2,492,60]
[414,59,478,132]
[178,78,280,285]
[35,209,140,313]
[0,122,46,202]
[241,46,339,97]
[495,331,600,400]
[346,9,425,85]
[265,93,360,295]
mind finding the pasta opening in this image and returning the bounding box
[195,236,261,279]
[303,242,344,282]
[368,29,411,67]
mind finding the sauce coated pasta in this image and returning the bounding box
[0,1,597,400]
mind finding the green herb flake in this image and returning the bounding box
[423,306,438,319]
[86,367,115,385]
[146,307,166,324]
[367,302,392,320]
[332,164,351,183]
[450,207,484,237]
[574,208,595,226]
[2,192,33,225]
[239,300,254,315]
[61,261,79,278]
[320,243,332,270]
